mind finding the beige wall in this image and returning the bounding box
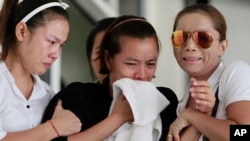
[0,0,2,9]
[141,0,187,100]
[0,0,3,53]
[211,0,250,65]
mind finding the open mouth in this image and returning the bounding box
[183,57,202,61]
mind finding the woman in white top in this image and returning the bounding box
[167,4,250,141]
[0,0,81,140]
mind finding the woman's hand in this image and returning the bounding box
[111,93,133,123]
[51,99,82,136]
[167,110,190,141]
[189,77,216,114]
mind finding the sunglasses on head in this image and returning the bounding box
[171,30,214,49]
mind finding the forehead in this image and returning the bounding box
[177,13,214,31]
[35,18,69,40]
[117,36,158,57]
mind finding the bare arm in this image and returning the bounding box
[2,100,81,141]
[3,122,59,141]
[180,126,200,141]
[182,77,250,141]
[179,78,216,141]
[168,78,216,141]
[68,113,125,141]
[169,101,250,141]
[200,101,250,141]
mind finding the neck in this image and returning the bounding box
[5,54,34,99]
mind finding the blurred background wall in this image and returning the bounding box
[0,0,249,100]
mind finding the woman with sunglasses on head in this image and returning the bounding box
[42,15,178,141]
[0,0,82,140]
[167,4,250,141]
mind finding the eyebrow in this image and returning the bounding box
[50,34,67,44]
[124,57,157,62]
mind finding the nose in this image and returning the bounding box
[134,65,147,80]
[185,36,197,51]
[49,45,61,60]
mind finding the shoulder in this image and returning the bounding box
[42,82,102,122]
[63,81,98,90]
[56,82,100,97]
[39,78,55,94]
[157,87,178,103]
[223,60,250,75]
[225,60,250,71]
[33,75,55,98]
[219,60,250,104]
[222,60,250,81]
[45,82,100,104]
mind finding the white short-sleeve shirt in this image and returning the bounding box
[177,60,250,141]
[0,61,55,139]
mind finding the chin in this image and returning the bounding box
[37,70,47,75]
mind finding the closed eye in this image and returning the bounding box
[47,40,56,45]
[126,62,136,66]
[147,62,156,67]
[60,43,66,48]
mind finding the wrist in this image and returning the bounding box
[110,113,127,126]
[48,120,60,137]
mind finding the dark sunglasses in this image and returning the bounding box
[171,30,213,49]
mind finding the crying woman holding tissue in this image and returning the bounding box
[42,15,178,141]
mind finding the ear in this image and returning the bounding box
[104,50,111,71]
[219,39,228,57]
[15,22,28,41]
